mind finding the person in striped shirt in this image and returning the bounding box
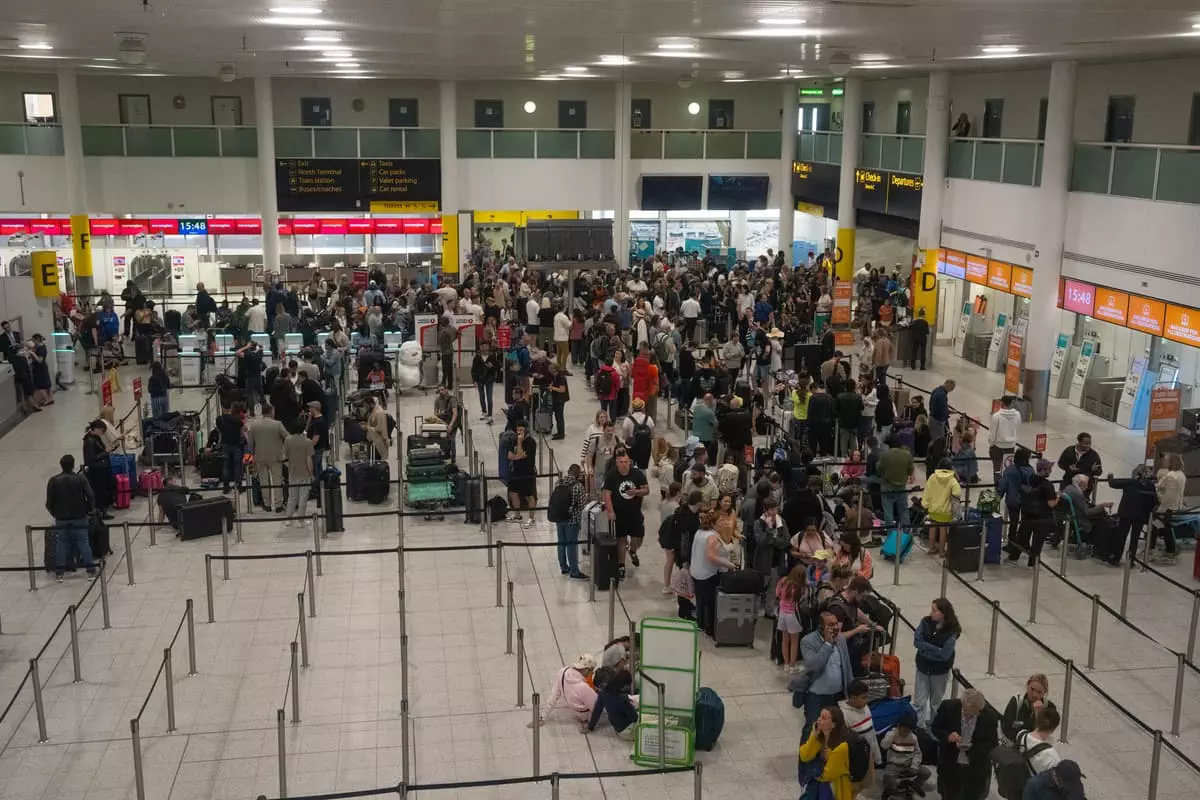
[880,706,931,799]
[840,681,882,766]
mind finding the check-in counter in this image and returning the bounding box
[963,332,993,367]
[1082,378,1125,421]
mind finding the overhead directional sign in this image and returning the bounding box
[275,158,441,212]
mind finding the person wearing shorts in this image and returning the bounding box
[775,563,807,672]
[603,449,649,580]
[507,421,538,529]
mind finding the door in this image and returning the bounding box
[211,96,242,126]
[118,94,152,126]
[558,100,587,128]
[1037,98,1048,139]
[708,99,735,130]
[895,101,911,135]
[861,101,875,133]
[475,99,504,128]
[389,98,419,127]
[983,98,1003,138]
[300,97,332,127]
[1189,94,1200,146]
[630,98,651,129]
[1104,96,1135,143]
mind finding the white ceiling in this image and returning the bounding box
[1,0,1200,82]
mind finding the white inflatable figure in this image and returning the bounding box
[397,340,422,388]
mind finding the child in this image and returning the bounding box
[840,680,882,768]
[841,449,866,482]
[367,363,387,393]
[775,564,807,673]
[954,429,980,485]
[585,668,639,740]
[880,707,931,799]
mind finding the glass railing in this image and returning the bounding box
[629,129,782,160]
[0,123,65,155]
[859,133,925,173]
[1069,142,1200,205]
[795,131,842,165]
[72,125,440,158]
[457,128,615,158]
[947,137,1044,186]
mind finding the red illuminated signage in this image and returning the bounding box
[119,220,150,235]
[89,219,121,235]
[206,218,237,234]
[235,218,262,234]
[347,219,375,234]
[148,219,179,234]
[291,219,320,234]
[320,219,349,234]
[28,220,62,236]
[277,220,293,236]
[1062,279,1096,316]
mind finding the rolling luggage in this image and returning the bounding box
[861,631,902,700]
[593,543,620,591]
[198,452,223,480]
[135,334,153,365]
[89,515,112,558]
[408,444,447,463]
[714,591,757,647]
[465,475,482,523]
[718,569,760,595]
[408,464,448,482]
[985,514,1004,564]
[114,474,131,509]
[139,469,164,492]
[364,462,391,505]
[586,500,615,545]
[881,530,914,562]
[694,687,725,751]
[947,521,981,573]
[408,435,452,459]
[323,468,344,533]
[177,496,235,540]
[346,461,370,502]
[43,528,77,572]
[109,453,137,483]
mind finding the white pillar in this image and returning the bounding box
[1024,60,1077,420]
[58,69,92,294]
[613,81,632,268]
[255,76,281,277]
[836,78,862,282]
[912,70,950,336]
[779,84,798,263]
[439,81,458,215]
[729,210,748,254]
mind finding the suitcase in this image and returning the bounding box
[139,469,164,492]
[465,476,482,523]
[178,496,235,540]
[408,445,447,464]
[714,591,757,647]
[947,522,981,573]
[985,515,1004,564]
[43,528,79,572]
[586,500,615,545]
[364,462,391,505]
[89,515,112,558]
[407,464,448,482]
[718,569,761,595]
[593,543,620,590]
[881,530,914,562]
[198,452,223,480]
[408,434,451,455]
[346,461,370,502]
[135,334,153,365]
[694,687,725,751]
[109,453,137,483]
[114,474,131,509]
[862,631,902,699]
[323,469,344,533]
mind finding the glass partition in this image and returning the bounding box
[947,138,1044,186]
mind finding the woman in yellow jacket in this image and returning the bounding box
[798,705,855,800]
[922,458,962,557]
[791,376,812,443]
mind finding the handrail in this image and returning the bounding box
[1075,139,1200,151]
[861,132,927,141]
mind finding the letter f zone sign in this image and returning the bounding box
[31,251,58,298]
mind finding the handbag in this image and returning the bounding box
[669,565,695,599]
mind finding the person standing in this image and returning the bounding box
[834,383,863,458]
[907,307,930,369]
[877,434,914,529]
[247,404,289,513]
[688,509,734,638]
[272,302,294,360]
[796,612,856,735]
[1056,433,1102,497]
[216,402,247,494]
[236,339,266,414]
[928,379,954,444]
[282,421,315,526]
[148,361,171,419]
[507,421,538,529]
[306,401,330,496]
[553,304,572,371]
[989,395,1022,482]
[691,393,718,465]
[471,340,501,423]
[922,460,962,557]
[195,282,217,330]
[913,598,962,727]
[1152,453,1187,565]
[82,421,113,520]
[1006,459,1059,567]
[603,450,650,578]
[871,329,894,387]
[46,454,98,582]
[552,464,588,580]
[932,689,1000,800]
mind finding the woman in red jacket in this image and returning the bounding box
[594,357,621,420]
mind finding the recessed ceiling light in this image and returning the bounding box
[564,66,588,73]
[304,33,341,42]
[524,101,537,113]
[598,54,632,65]
[18,43,53,50]
[0,53,68,59]
[858,54,889,62]
[981,45,1019,54]
[270,6,322,14]
[535,75,563,81]
[658,40,695,50]
[264,16,324,25]
[334,61,359,68]
[741,27,809,37]
[84,63,124,69]
[134,73,168,77]
[93,57,117,62]
[687,102,701,115]
[323,49,352,58]
[724,71,744,79]
[857,63,901,70]
[1193,22,1200,28]
[757,17,805,25]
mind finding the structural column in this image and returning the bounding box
[729,211,748,254]
[1024,61,1077,421]
[254,76,281,277]
[779,84,798,263]
[613,81,632,269]
[439,81,461,274]
[914,70,950,328]
[57,69,93,294]
[835,77,862,282]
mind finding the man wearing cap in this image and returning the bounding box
[1006,458,1060,568]
[1023,760,1086,800]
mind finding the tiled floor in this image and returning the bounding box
[0,341,1196,799]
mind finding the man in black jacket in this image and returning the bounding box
[717,396,753,467]
[932,690,1000,800]
[835,385,864,457]
[1057,433,1102,497]
[46,454,98,581]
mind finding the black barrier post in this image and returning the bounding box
[205,554,214,623]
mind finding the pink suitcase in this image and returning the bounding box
[114,474,131,509]
[139,469,164,491]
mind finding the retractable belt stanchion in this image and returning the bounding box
[276,709,288,799]
[1060,661,1074,743]
[1172,652,1186,736]
[122,522,135,585]
[1188,592,1200,665]
[298,593,310,668]
[205,554,215,623]
[68,605,82,683]
[986,601,999,676]
[1087,594,1100,669]
[164,647,177,733]
[100,561,111,629]
[31,659,47,742]
[1029,558,1041,623]
[24,525,36,591]
[516,628,526,707]
[148,483,157,546]
[1148,730,1163,800]
[185,599,197,675]
[221,522,231,581]
[130,718,145,800]
[506,581,515,655]
[495,541,504,607]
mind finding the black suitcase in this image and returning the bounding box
[198,452,223,480]
[89,516,112,558]
[408,435,451,456]
[346,461,370,502]
[719,569,761,595]
[365,462,391,505]
[44,529,78,572]
[323,470,344,533]
[408,445,447,463]
[465,476,481,523]
[593,543,620,590]
[178,496,235,540]
[135,334,153,365]
[947,522,982,573]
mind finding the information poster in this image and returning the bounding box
[171,254,186,282]
[1011,266,1034,298]
[965,256,988,284]
[112,255,127,284]
[832,281,852,325]
[1004,317,1027,394]
[275,158,442,212]
[1117,357,1148,429]
[1146,386,1182,458]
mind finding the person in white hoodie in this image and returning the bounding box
[988,395,1022,482]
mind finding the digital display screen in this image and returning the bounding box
[178,219,208,236]
[707,175,769,210]
[275,158,442,213]
[640,176,703,211]
[1062,279,1097,316]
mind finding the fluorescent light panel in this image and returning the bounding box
[303,33,341,41]
[18,43,53,50]
[981,45,1019,53]
[270,6,323,14]
[757,17,805,25]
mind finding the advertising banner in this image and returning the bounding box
[1147,386,1182,458]
[832,281,852,325]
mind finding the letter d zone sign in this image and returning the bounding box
[31,251,58,298]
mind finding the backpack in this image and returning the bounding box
[846,731,872,783]
[630,413,652,458]
[993,732,1054,800]
[594,368,614,397]
[658,510,676,544]
[654,332,673,364]
[715,463,740,496]
[547,482,572,522]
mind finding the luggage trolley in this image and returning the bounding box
[405,417,454,519]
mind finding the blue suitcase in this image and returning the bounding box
[881,530,914,562]
[109,453,137,483]
[694,687,725,751]
[985,515,1004,564]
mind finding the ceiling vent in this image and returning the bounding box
[115,32,149,65]
[218,64,237,82]
[827,53,853,76]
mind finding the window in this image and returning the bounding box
[1037,98,1048,140]
[1105,96,1135,143]
[22,92,56,124]
[895,101,911,135]
[300,97,332,127]
[389,98,419,127]
[475,99,504,128]
[708,100,735,130]
[983,98,1003,138]
[118,94,152,125]
[631,98,651,129]
[861,101,875,133]
[211,96,242,126]
[558,100,587,128]
[1189,94,1200,146]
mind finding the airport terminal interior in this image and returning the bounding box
[4,2,1200,799]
